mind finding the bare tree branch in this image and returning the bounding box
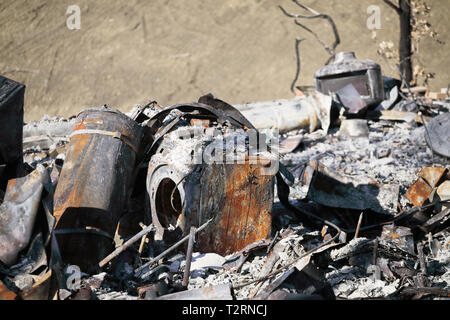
[292,0,320,15]
[292,0,341,51]
[280,1,341,92]
[291,38,305,94]
[279,4,340,55]
[294,20,333,56]
[382,0,402,15]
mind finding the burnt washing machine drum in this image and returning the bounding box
[314,52,385,109]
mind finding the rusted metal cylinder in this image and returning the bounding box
[147,125,275,256]
[53,107,143,271]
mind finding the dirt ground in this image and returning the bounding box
[1,0,449,122]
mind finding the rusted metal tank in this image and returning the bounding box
[314,52,384,111]
[0,75,24,190]
[53,106,144,271]
[146,102,275,256]
[148,157,275,256]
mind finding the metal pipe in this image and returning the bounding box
[98,224,155,268]
[182,226,196,287]
[135,218,212,278]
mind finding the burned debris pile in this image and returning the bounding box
[0,52,449,300]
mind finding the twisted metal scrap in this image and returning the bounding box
[232,206,342,290]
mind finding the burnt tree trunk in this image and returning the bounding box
[383,0,413,85]
[399,0,413,85]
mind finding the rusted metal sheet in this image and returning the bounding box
[406,178,433,207]
[53,107,143,271]
[0,165,48,266]
[0,75,24,190]
[406,167,447,207]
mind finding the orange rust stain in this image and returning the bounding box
[119,122,138,140]
[389,232,400,240]
[190,119,210,127]
[73,122,87,131]
[234,165,249,246]
[5,169,41,201]
[406,178,433,207]
[5,179,19,200]
[250,164,272,245]
[232,163,252,251]
[53,134,91,224]
[0,282,17,300]
[202,159,273,256]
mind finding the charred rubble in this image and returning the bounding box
[0,52,449,300]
